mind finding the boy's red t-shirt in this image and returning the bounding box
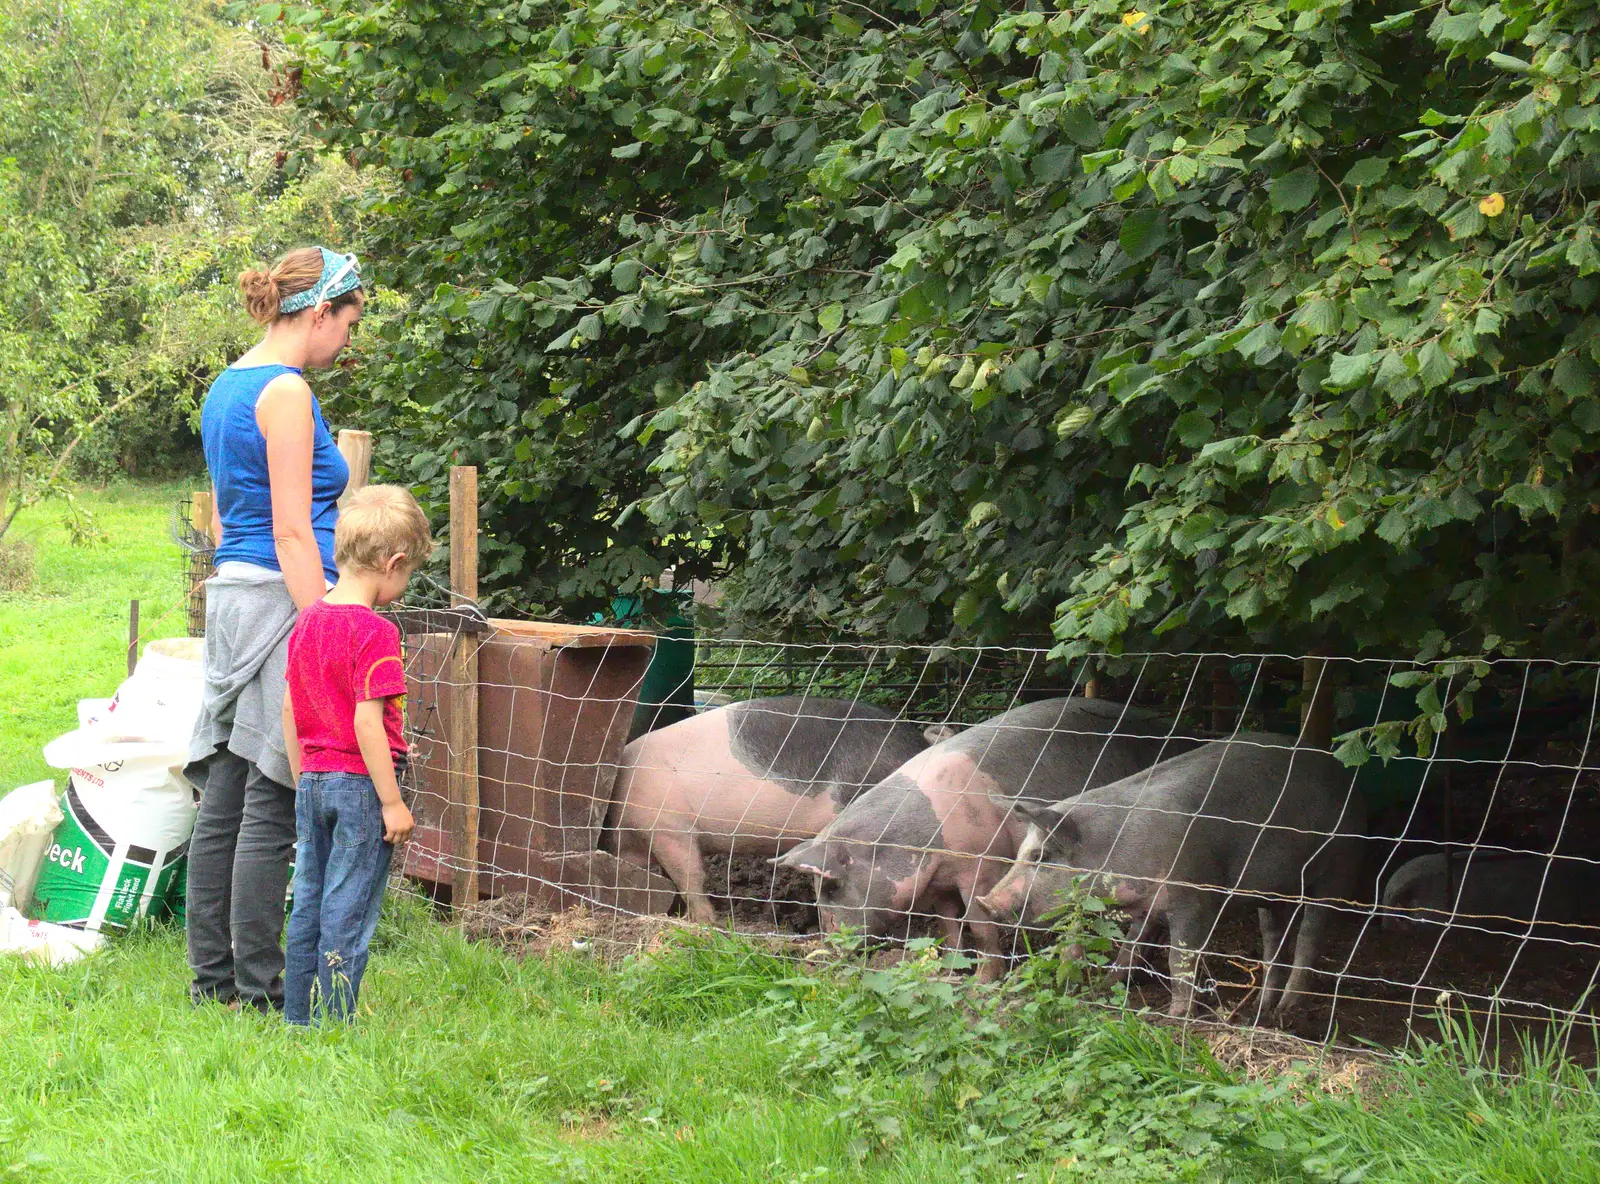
[286,600,407,775]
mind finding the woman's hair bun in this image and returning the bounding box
[239,268,282,325]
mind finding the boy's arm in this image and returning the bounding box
[354,698,414,844]
[283,685,302,786]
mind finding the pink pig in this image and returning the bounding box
[604,696,932,923]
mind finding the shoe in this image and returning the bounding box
[190,987,239,1009]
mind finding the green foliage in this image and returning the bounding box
[766,935,1277,1178]
[1024,877,1138,995]
[756,930,1600,1182]
[265,0,763,615]
[282,0,1600,659]
[71,396,206,483]
[0,0,195,536]
[0,539,33,594]
[616,927,797,1025]
[1279,1000,1600,1182]
[0,0,366,539]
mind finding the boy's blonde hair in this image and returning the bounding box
[335,485,434,574]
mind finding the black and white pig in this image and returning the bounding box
[775,697,1196,978]
[603,696,931,923]
[974,734,1366,1017]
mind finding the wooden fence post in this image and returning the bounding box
[1300,654,1335,749]
[185,491,216,636]
[191,490,215,544]
[337,429,373,504]
[448,466,481,914]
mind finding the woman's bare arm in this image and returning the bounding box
[257,373,329,611]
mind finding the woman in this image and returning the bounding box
[185,246,364,1012]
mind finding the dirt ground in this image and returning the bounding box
[700,852,822,933]
[458,888,821,967]
[460,892,691,965]
[1196,908,1598,1060]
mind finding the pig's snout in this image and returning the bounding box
[1379,910,1424,936]
[974,886,1020,921]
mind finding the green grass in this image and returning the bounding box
[1284,1025,1600,1183]
[0,907,1004,1183]
[2,908,1598,1183]
[5,479,1600,1183]
[0,481,193,789]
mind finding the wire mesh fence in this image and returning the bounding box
[171,497,214,638]
[384,616,1600,1061]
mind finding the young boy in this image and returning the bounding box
[281,484,432,1025]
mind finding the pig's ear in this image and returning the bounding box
[1037,809,1081,857]
[923,722,962,745]
[1009,795,1058,829]
[774,840,837,880]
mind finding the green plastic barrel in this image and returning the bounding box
[1342,687,1533,817]
[596,589,697,742]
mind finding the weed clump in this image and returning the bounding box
[616,927,798,1025]
[764,914,1287,1180]
[0,539,35,593]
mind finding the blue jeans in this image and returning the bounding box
[284,772,394,1025]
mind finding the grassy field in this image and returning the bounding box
[0,911,994,1183]
[4,481,1600,1182]
[0,481,193,788]
[1,908,1598,1183]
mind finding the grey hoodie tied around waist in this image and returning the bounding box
[187,562,299,788]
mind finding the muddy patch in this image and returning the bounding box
[461,893,688,965]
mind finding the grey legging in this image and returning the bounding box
[185,749,296,1009]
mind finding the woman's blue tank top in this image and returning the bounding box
[201,364,348,582]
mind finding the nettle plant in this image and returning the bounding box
[764,919,1289,1177]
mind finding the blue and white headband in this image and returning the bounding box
[278,247,362,315]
